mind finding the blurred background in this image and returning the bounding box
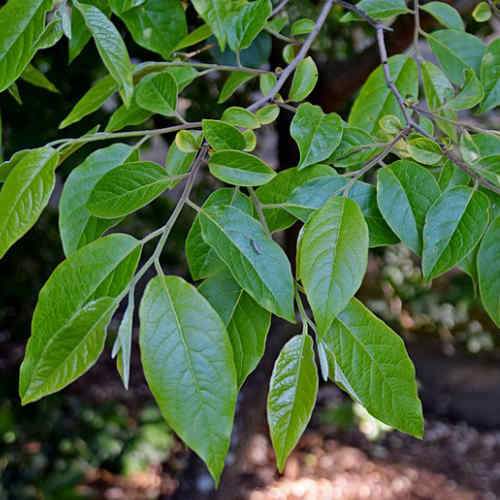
[1,0,499,498]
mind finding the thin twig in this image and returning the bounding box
[336,0,393,31]
[271,0,291,17]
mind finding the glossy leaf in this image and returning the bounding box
[329,126,381,169]
[136,72,178,116]
[0,0,52,92]
[21,65,59,93]
[267,334,318,472]
[445,68,484,111]
[479,38,500,114]
[139,275,237,483]
[288,57,318,102]
[422,186,490,280]
[222,107,260,129]
[438,159,470,191]
[298,196,369,334]
[105,93,152,132]
[323,298,423,437]
[59,144,134,256]
[218,71,255,103]
[208,150,276,186]
[291,103,343,170]
[407,137,442,165]
[228,0,272,51]
[19,234,141,404]
[175,24,212,51]
[341,0,409,21]
[349,55,418,135]
[256,104,280,125]
[478,217,500,327]
[420,2,464,30]
[199,205,295,321]
[377,160,441,255]
[88,161,173,218]
[0,147,59,259]
[200,271,271,386]
[202,119,246,151]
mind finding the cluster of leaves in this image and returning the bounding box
[0,0,499,485]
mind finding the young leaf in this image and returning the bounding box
[199,271,271,387]
[136,71,178,116]
[59,143,134,256]
[186,188,254,280]
[341,0,409,21]
[243,129,257,151]
[199,205,295,321]
[222,107,260,129]
[19,234,141,404]
[108,0,146,14]
[202,119,246,151]
[21,65,59,94]
[288,57,318,102]
[472,2,492,22]
[291,18,315,36]
[477,217,500,327]
[427,30,485,86]
[259,72,277,96]
[0,0,52,92]
[349,55,418,135]
[407,137,442,165]
[175,130,202,153]
[479,38,500,114]
[267,334,318,472]
[445,68,484,111]
[218,71,255,104]
[228,0,272,51]
[175,24,212,51]
[75,1,134,106]
[166,137,198,179]
[377,160,441,255]
[59,75,117,129]
[114,0,187,59]
[298,196,369,334]
[112,297,134,389]
[291,103,343,170]
[420,2,465,30]
[139,275,237,483]
[87,161,174,218]
[256,104,280,125]
[0,147,59,260]
[422,186,490,280]
[105,93,152,132]
[329,126,381,169]
[322,298,423,438]
[208,150,276,186]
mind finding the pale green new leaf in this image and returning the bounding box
[75,1,134,106]
[420,2,465,30]
[267,334,318,472]
[323,298,423,438]
[19,233,141,404]
[291,103,343,170]
[175,24,212,51]
[0,147,59,259]
[479,38,500,114]
[422,186,490,280]
[478,217,500,327]
[222,107,260,129]
[21,65,59,93]
[199,205,295,321]
[377,160,441,255]
[349,55,418,135]
[288,57,318,102]
[59,144,134,256]
[136,72,178,116]
[88,161,173,218]
[298,196,369,334]
[0,0,52,92]
[202,119,246,151]
[139,275,237,483]
[208,150,276,186]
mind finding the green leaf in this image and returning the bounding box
[75,1,134,106]
[175,130,202,153]
[136,71,178,116]
[228,0,272,51]
[377,160,441,255]
[222,106,260,129]
[36,16,64,50]
[422,186,490,280]
[407,137,442,165]
[420,2,464,30]
[479,39,500,114]
[260,72,277,95]
[59,144,134,256]
[199,270,271,387]
[298,196,369,334]
[21,64,59,93]
[59,75,117,129]
[208,150,276,186]
[322,298,423,437]
[199,204,295,321]
[175,24,212,51]
[438,159,470,191]
[202,119,246,150]
[445,68,484,111]
[0,147,59,260]
[290,18,315,36]
[478,217,500,327]
[0,149,30,184]
[329,126,381,169]
[267,334,318,472]
[472,2,492,22]
[256,103,280,125]
[349,55,418,135]
[256,164,336,232]
[114,0,187,59]
[19,233,141,404]
[186,188,254,280]
[112,297,134,389]
[218,71,255,103]
[108,0,146,13]
[165,137,198,179]
[139,275,237,483]
[341,0,410,22]
[288,56,318,102]
[427,29,485,86]
[0,0,52,92]
[291,103,343,170]
[105,92,152,131]
[88,161,173,218]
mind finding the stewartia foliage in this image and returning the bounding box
[0,0,499,484]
